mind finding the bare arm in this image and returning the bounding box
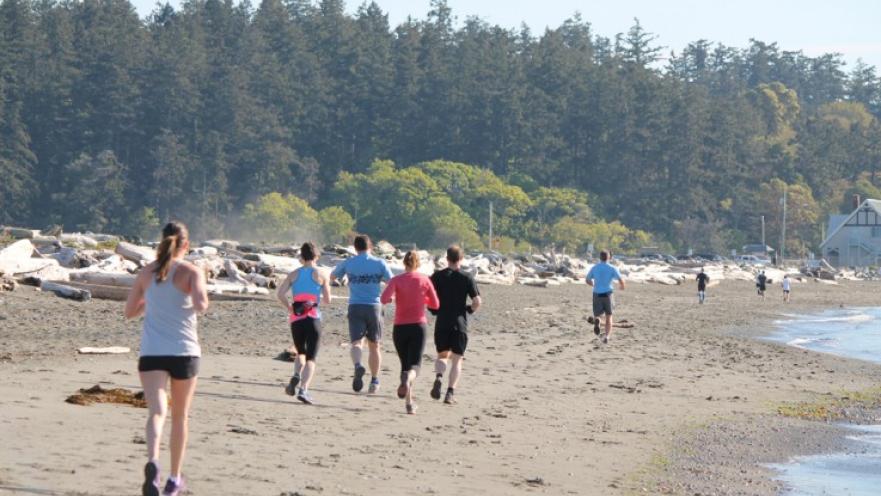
[189,265,209,314]
[618,278,626,290]
[276,271,296,313]
[320,270,332,305]
[124,269,150,319]
[470,295,482,313]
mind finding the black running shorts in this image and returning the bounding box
[138,356,200,380]
[434,315,468,355]
[592,292,613,316]
[291,318,322,361]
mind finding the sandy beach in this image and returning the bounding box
[2,280,881,495]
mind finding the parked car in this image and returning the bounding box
[735,254,768,266]
[693,253,726,262]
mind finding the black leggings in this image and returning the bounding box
[393,323,426,372]
[291,318,321,361]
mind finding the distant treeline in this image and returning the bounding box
[0,0,879,254]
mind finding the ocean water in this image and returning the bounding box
[768,307,881,364]
[767,310,881,495]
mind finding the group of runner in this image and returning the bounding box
[274,234,481,414]
[694,267,792,304]
[125,225,481,495]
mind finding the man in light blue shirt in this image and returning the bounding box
[586,250,625,344]
[330,234,394,394]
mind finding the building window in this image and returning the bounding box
[872,227,881,238]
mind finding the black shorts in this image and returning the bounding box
[435,315,468,356]
[592,292,613,316]
[138,356,200,380]
[291,318,321,361]
[393,323,427,372]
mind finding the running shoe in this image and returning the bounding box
[368,378,380,395]
[602,333,610,344]
[406,402,417,415]
[397,372,409,399]
[142,461,160,496]
[430,377,442,400]
[443,390,456,405]
[162,476,185,496]
[593,320,601,336]
[297,388,314,405]
[285,375,300,396]
[352,364,366,392]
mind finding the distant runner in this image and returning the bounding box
[782,274,791,303]
[696,268,709,304]
[381,251,440,414]
[586,250,625,344]
[756,270,767,300]
[124,222,209,496]
[276,242,331,405]
[430,245,481,405]
[330,234,394,394]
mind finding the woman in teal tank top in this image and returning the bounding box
[276,242,332,404]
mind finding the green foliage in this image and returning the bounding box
[242,192,319,243]
[129,206,160,241]
[754,179,820,257]
[549,217,653,254]
[331,160,481,246]
[0,0,877,258]
[318,206,354,244]
[53,151,129,233]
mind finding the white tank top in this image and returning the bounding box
[140,263,200,357]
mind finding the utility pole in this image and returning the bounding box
[488,201,494,251]
[761,215,765,250]
[780,187,787,266]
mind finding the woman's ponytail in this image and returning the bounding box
[154,221,188,282]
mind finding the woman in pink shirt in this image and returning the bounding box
[381,251,440,414]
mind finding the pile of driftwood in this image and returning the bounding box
[0,224,857,302]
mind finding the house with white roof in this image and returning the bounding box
[820,197,881,267]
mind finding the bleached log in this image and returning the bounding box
[59,233,98,248]
[115,242,155,265]
[41,281,91,301]
[3,227,39,239]
[60,281,129,300]
[69,271,136,287]
[77,346,130,354]
[0,239,36,272]
[223,259,250,285]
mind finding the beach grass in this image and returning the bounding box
[777,387,881,421]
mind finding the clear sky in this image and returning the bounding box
[132,0,881,70]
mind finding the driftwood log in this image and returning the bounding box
[41,281,91,301]
[115,242,155,265]
[69,271,137,287]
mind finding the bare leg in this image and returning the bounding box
[367,339,382,379]
[140,371,170,463]
[301,360,316,390]
[434,351,450,377]
[448,353,464,390]
[293,354,305,377]
[350,338,364,367]
[168,377,198,479]
[406,367,418,405]
[604,314,613,337]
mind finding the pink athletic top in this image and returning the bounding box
[380,271,440,325]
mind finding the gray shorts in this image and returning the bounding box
[592,292,613,316]
[347,304,383,342]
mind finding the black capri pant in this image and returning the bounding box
[393,323,427,372]
[291,318,321,361]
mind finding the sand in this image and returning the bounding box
[2,280,881,495]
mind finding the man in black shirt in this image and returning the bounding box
[429,245,482,405]
[696,268,709,304]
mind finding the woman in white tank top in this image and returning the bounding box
[125,222,209,496]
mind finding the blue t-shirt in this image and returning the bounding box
[331,253,394,305]
[586,262,622,294]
